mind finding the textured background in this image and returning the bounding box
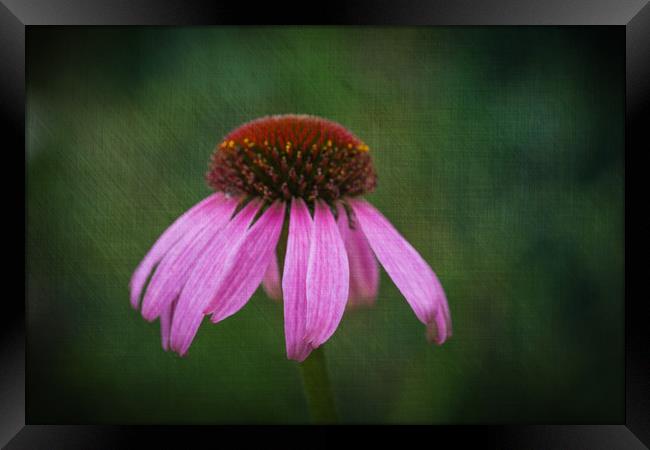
[26,26,624,423]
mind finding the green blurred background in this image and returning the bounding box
[26,26,624,424]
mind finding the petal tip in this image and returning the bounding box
[129,295,141,310]
[426,317,452,346]
[287,350,311,363]
[142,312,157,323]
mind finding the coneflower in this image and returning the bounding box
[130,114,451,362]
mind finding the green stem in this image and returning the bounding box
[298,346,338,423]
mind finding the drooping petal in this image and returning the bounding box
[282,198,313,361]
[140,196,239,321]
[304,201,349,348]
[205,201,286,322]
[262,254,282,301]
[169,200,261,356]
[337,204,379,307]
[350,199,451,345]
[129,192,225,309]
[159,298,177,352]
[426,275,452,345]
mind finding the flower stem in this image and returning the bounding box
[298,346,338,423]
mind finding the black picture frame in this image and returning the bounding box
[4,1,646,447]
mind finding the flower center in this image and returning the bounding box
[206,114,377,203]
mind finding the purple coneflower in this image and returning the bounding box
[130,114,451,361]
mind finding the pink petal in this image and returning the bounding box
[140,196,239,321]
[350,199,451,345]
[426,277,453,345]
[169,200,261,356]
[129,192,225,309]
[337,204,379,308]
[282,198,314,362]
[304,201,349,348]
[262,254,282,301]
[205,201,286,322]
[159,298,177,352]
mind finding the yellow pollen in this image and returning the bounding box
[228,140,235,148]
[327,140,332,147]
